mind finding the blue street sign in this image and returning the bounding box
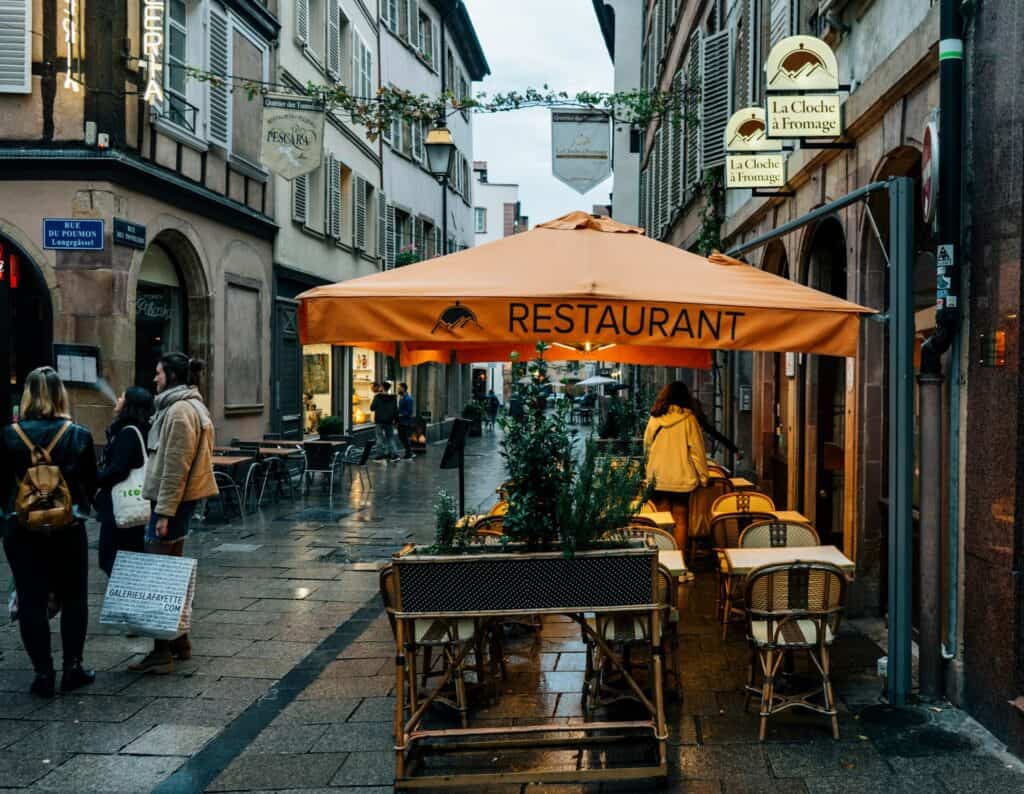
[42,218,105,250]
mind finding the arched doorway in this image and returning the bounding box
[131,228,212,396]
[801,217,848,547]
[1,236,53,421]
[134,242,188,390]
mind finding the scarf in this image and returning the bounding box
[148,385,210,451]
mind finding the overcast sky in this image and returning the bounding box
[463,0,614,228]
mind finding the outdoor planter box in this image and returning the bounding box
[392,544,656,614]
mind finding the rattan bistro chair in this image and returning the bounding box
[739,520,821,549]
[687,474,733,565]
[743,561,847,741]
[582,563,677,717]
[710,491,777,639]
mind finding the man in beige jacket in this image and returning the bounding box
[130,353,217,674]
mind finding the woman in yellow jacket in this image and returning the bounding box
[643,382,710,549]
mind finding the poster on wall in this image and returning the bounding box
[550,110,611,195]
[260,94,325,180]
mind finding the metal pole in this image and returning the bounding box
[0,248,9,426]
[887,176,915,706]
[918,371,943,696]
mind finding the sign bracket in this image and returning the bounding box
[799,139,855,150]
[751,189,795,198]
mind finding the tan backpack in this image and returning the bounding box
[12,422,75,533]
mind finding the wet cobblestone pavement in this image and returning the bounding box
[2,429,1024,792]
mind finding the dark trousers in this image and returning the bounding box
[652,490,691,550]
[98,519,145,577]
[397,423,413,456]
[3,525,89,672]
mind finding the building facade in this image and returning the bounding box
[472,161,526,245]
[0,0,279,442]
[271,0,383,438]
[379,0,488,423]
[599,0,1024,761]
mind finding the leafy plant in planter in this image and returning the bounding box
[317,415,345,438]
[432,489,473,552]
[395,243,421,267]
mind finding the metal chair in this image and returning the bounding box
[743,561,847,741]
[211,470,244,521]
[341,440,375,491]
[739,520,821,549]
[302,441,345,505]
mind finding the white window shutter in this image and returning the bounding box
[430,21,438,66]
[377,191,387,259]
[684,31,702,189]
[0,0,31,93]
[701,29,729,171]
[432,226,441,258]
[328,157,341,238]
[207,4,231,150]
[353,177,367,249]
[293,174,308,225]
[295,0,309,45]
[379,0,389,27]
[352,29,359,95]
[770,0,792,48]
[410,0,420,49]
[385,204,396,268]
[327,5,340,78]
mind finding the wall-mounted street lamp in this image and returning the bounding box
[425,125,456,183]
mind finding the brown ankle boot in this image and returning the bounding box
[169,635,192,661]
[128,641,173,674]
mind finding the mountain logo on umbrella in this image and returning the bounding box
[432,301,481,334]
[769,42,834,86]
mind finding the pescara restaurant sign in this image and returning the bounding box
[764,35,843,139]
[260,94,325,180]
[724,107,786,189]
[551,110,611,195]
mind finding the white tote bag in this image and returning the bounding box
[100,551,197,639]
[111,425,150,529]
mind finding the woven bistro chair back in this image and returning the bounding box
[472,514,505,536]
[710,491,777,549]
[622,523,678,551]
[688,475,732,539]
[739,520,821,549]
[744,561,846,649]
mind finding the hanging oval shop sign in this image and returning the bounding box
[764,35,844,140]
[765,35,840,92]
[921,119,939,224]
[724,107,786,189]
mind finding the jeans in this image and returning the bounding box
[145,500,198,544]
[3,524,89,672]
[375,424,401,458]
[397,423,413,456]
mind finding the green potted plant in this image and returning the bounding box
[393,344,657,614]
[395,243,420,267]
[316,415,345,440]
[461,401,484,436]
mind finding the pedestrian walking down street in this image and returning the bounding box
[369,381,384,452]
[95,387,153,577]
[130,353,217,674]
[1,366,97,698]
[484,389,501,430]
[371,381,401,462]
[643,381,710,550]
[397,382,416,460]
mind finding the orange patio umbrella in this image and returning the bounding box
[297,212,872,363]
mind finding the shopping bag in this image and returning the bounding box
[112,426,150,529]
[99,551,197,640]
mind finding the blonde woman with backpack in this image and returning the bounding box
[1,366,97,698]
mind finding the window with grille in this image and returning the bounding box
[475,207,486,233]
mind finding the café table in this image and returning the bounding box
[770,510,813,525]
[658,549,688,579]
[722,545,855,579]
[634,511,675,532]
[212,455,257,515]
[729,477,756,491]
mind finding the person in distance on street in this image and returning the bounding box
[370,381,401,462]
[396,382,416,460]
[129,353,216,674]
[0,366,97,697]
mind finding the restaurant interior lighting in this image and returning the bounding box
[551,342,617,354]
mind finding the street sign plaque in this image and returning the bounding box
[42,218,104,250]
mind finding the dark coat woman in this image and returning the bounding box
[95,387,154,577]
[1,366,97,698]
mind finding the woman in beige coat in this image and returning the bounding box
[129,352,217,674]
[643,381,710,549]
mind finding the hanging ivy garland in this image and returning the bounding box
[184,67,700,142]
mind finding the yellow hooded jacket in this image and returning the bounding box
[643,406,710,493]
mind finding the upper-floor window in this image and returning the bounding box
[474,207,486,233]
[353,30,373,99]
